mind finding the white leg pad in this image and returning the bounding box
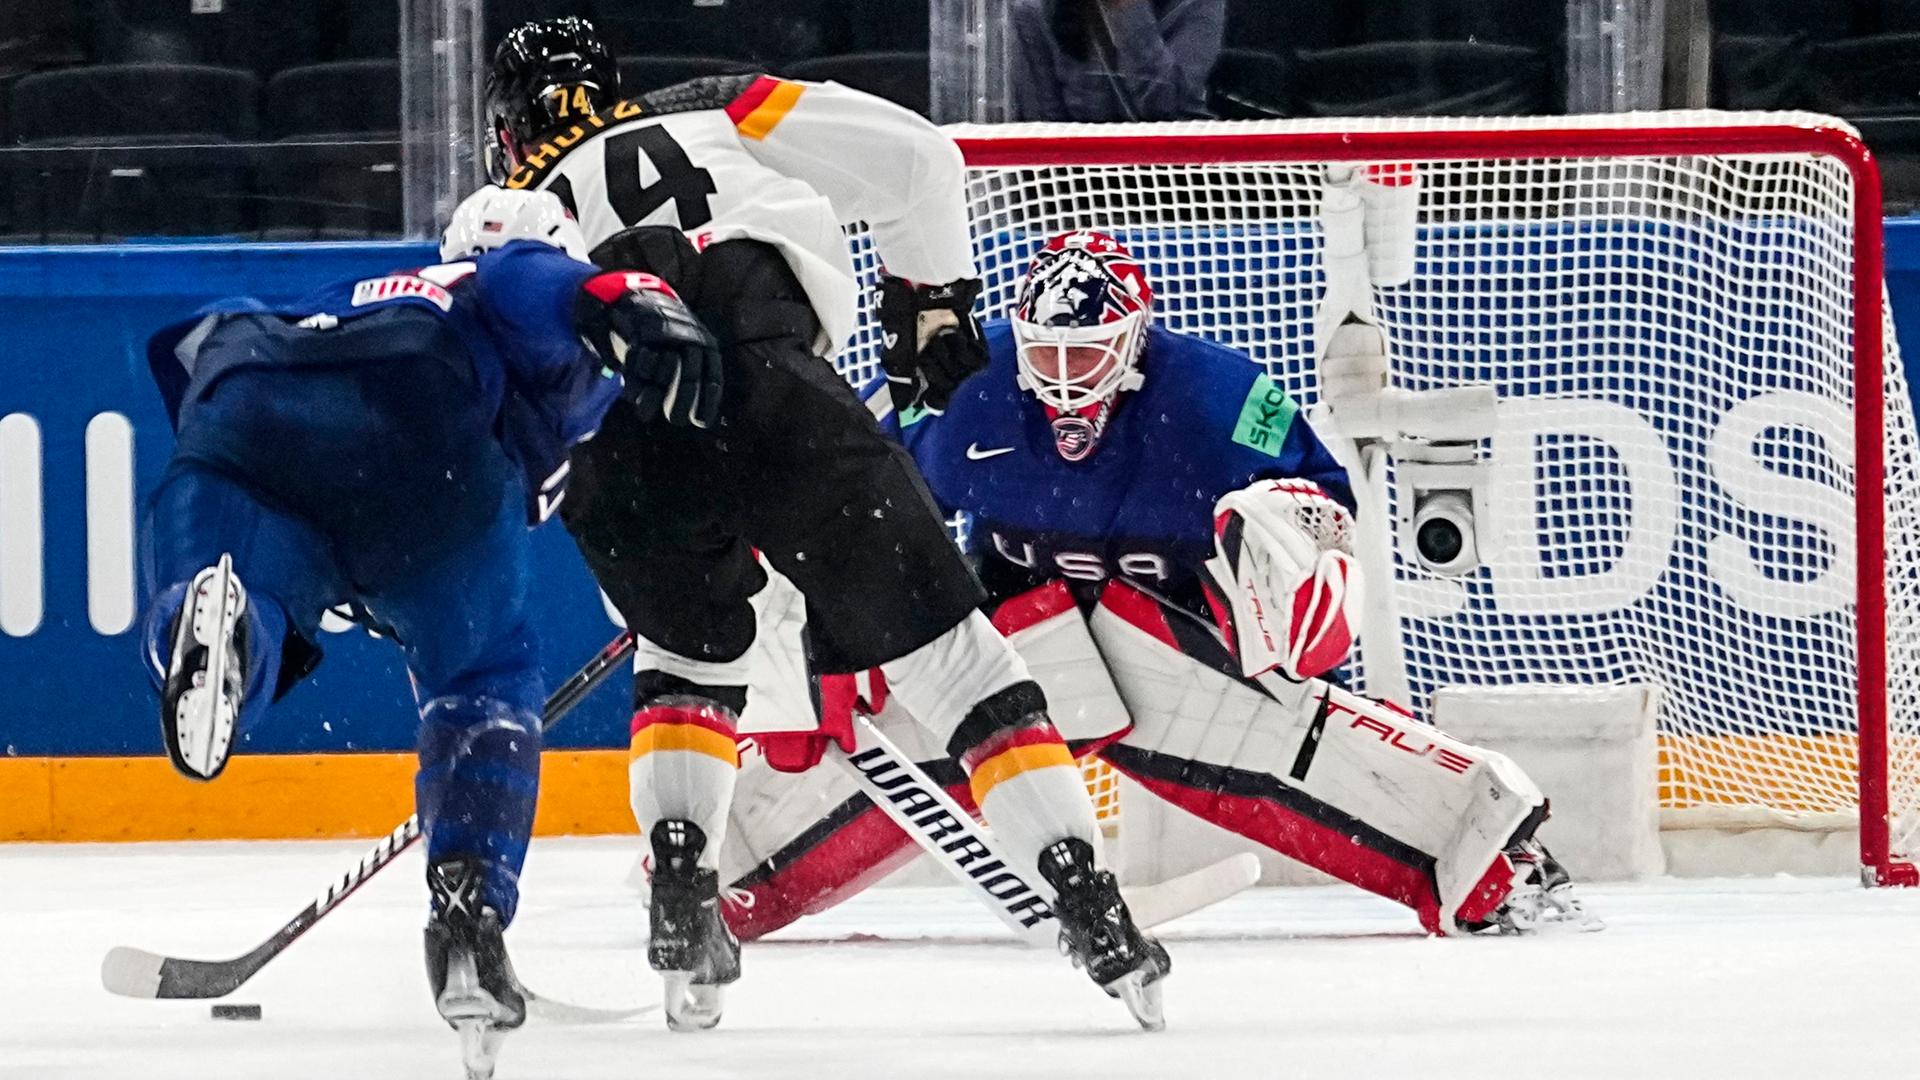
[1089,583,1544,930]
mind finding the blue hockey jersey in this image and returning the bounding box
[901,320,1353,610]
[147,240,619,522]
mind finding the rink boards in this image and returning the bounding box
[1,228,1919,840]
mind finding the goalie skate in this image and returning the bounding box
[160,554,250,781]
[425,859,526,1080]
[647,820,741,1032]
[1470,839,1604,935]
[1037,837,1171,1031]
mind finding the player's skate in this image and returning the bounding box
[1469,838,1604,935]
[647,820,741,1032]
[160,554,251,781]
[424,858,526,1080]
[1037,837,1171,1031]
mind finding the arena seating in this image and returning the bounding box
[8,63,258,239]
[0,0,1913,238]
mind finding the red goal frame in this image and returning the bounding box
[956,123,1915,886]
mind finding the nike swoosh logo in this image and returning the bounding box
[967,443,1015,460]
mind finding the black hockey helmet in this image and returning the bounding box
[485,15,619,181]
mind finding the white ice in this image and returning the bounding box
[4,837,1915,1079]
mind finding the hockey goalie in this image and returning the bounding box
[693,230,1600,940]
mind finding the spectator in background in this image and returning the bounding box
[1010,0,1224,122]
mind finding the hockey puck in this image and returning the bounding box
[210,1003,262,1021]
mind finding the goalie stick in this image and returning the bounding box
[101,632,641,1006]
[828,713,1260,946]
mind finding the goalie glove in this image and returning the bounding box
[577,271,722,429]
[876,274,987,416]
[1203,479,1362,681]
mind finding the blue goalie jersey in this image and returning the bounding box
[900,320,1354,613]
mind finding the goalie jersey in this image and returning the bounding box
[900,320,1355,613]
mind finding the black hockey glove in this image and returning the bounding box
[577,271,722,429]
[876,274,986,417]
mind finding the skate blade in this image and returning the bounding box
[453,1017,506,1080]
[1107,968,1166,1032]
[1539,899,1606,934]
[169,556,245,779]
[661,972,725,1032]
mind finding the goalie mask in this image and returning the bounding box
[485,16,619,182]
[1012,231,1153,461]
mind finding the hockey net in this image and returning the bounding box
[832,111,1920,884]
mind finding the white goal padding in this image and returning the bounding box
[1433,683,1663,881]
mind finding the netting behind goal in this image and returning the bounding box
[831,111,1920,884]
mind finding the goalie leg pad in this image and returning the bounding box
[721,698,966,940]
[1091,582,1543,933]
[989,581,1133,746]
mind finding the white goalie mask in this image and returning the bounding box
[440,186,589,263]
[1011,231,1154,461]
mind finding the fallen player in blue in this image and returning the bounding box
[137,187,720,1080]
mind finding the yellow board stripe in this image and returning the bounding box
[0,751,638,842]
[629,723,740,766]
[969,741,1077,805]
[2,732,1876,843]
[735,80,805,141]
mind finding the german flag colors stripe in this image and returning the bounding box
[960,723,1066,774]
[968,739,1076,806]
[629,706,740,766]
[629,722,740,767]
[725,76,805,140]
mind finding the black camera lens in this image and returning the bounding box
[1416,516,1464,565]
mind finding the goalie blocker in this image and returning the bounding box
[716,579,1546,939]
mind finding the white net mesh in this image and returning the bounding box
[829,111,1920,875]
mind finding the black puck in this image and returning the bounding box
[211,1003,263,1021]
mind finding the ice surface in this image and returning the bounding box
[4,837,1916,1079]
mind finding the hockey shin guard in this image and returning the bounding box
[629,697,741,872]
[416,696,542,925]
[951,686,1102,876]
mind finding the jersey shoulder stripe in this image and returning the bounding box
[725,76,805,140]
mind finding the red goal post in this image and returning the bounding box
[831,112,1918,886]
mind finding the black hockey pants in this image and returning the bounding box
[562,230,986,691]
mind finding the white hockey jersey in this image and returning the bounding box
[501,75,976,355]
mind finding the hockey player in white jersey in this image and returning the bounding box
[479,17,1168,1030]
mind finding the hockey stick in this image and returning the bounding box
[827,713,1259,946]
[101,632,640,1003]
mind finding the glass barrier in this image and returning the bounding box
[3,2,1910,243]
[0,1,410,243]
[0,0,931,245]
[1704,0,1919,210]
[1173,0,1570,123]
